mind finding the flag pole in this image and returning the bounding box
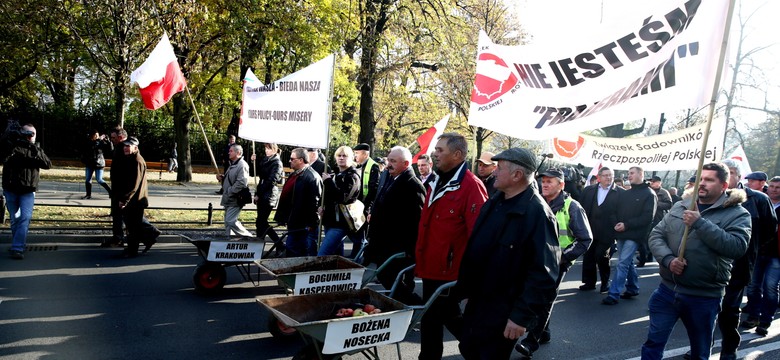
[678,0,737,259]
[147,0,220,175]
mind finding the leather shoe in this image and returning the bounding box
[601,296,618,305]
[756,323,770,336]
[579,284,596,291]
[515,343,533,358]
[600,282,610,293]
[142,239,157,254]
[740,318,759,329]
[620,291,639,299]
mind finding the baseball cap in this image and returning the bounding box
[650,175,662,182]
[122,136,139,146]
[476,151,496,165]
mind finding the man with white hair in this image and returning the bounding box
[364,146,426,304]
[216,144,253,238]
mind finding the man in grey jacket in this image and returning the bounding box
[641,162,751,360]
[217,144,252,237]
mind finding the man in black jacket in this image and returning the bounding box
[579,167,624,293]
[457,148,560,359]
[602,166,656,305]
[274,148,323,257]
[2,122,51,260]
[363,146,425,304]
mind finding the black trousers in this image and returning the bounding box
[419,278,463,360]
[111,198,124,239]
[718,282,744,354]
[375,256,422,306]
[581,238,612,286]
[255,202,279,242]
[521,268,567,350]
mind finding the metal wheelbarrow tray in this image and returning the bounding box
[258,288,414,357]
[256,256,367,296]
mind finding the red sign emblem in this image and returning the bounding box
[471,52,518,105]
[553,136,586,159]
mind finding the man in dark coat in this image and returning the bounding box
[363,146,425,304]
[274,148,323,257]
[113,137,159,258]
[457,148,560,360]
[578,167,624,293]
[351,143,379,258]
[602,166,656,305]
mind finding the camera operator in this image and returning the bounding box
[1,122,51,260]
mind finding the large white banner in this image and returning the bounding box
[239,54,334,149]
[548,117,725,171]
[468,0,729,140]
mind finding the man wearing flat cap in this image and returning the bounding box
[516,168,591,358]
[643,175,672,267]
[746,171,768,193]
[113,137,159,258]
[415,133,487,360]
[476,151,497,197]
[352,143,379,258]
[456,148,560,360]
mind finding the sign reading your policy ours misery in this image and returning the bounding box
[238,54,334,149]
[468,0,729,140]
[549,117,725,171]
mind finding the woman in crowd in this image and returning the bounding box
[80,130,112,199]
[253,143,283,244]
[318,146,361,256]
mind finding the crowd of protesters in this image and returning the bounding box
[5,124,778,360]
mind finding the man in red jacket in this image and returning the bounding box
[415,132,488,360]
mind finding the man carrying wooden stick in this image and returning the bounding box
[641,162,751,360]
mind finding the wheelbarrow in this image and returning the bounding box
[180,233,267,294]
[258,268,456,359]
[256,253,406,338]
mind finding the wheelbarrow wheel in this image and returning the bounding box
[291,343,341,360]
[193,262,226,293]
[268,316,298,338]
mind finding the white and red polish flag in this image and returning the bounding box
[412,114,450,164]
[130,33,187,110]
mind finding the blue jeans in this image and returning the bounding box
[608,239,639,299]
[641,284,721,360]
[318,227,361,256]
[285,227,319,257]
[749,256,780,324]
[4,190,35,252]
[85,167,107,184]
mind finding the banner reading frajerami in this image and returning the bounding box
[467,0,729,140]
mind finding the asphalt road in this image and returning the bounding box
[3,242,780,360]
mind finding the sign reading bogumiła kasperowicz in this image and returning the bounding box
[322,309,413,354]
[293,269,364,295]
[206,241,264,262]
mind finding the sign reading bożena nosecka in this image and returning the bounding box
[468,0,729,140]
[548,117,725,171]
[239,54,334,149]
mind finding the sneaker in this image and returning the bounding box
[720,352,737,360]
[601,296,618,305]
[620,291,639,299]
[756,323,770,336]
[9,250,24,260]
[579,284,596,291]
[740,318,759,329]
